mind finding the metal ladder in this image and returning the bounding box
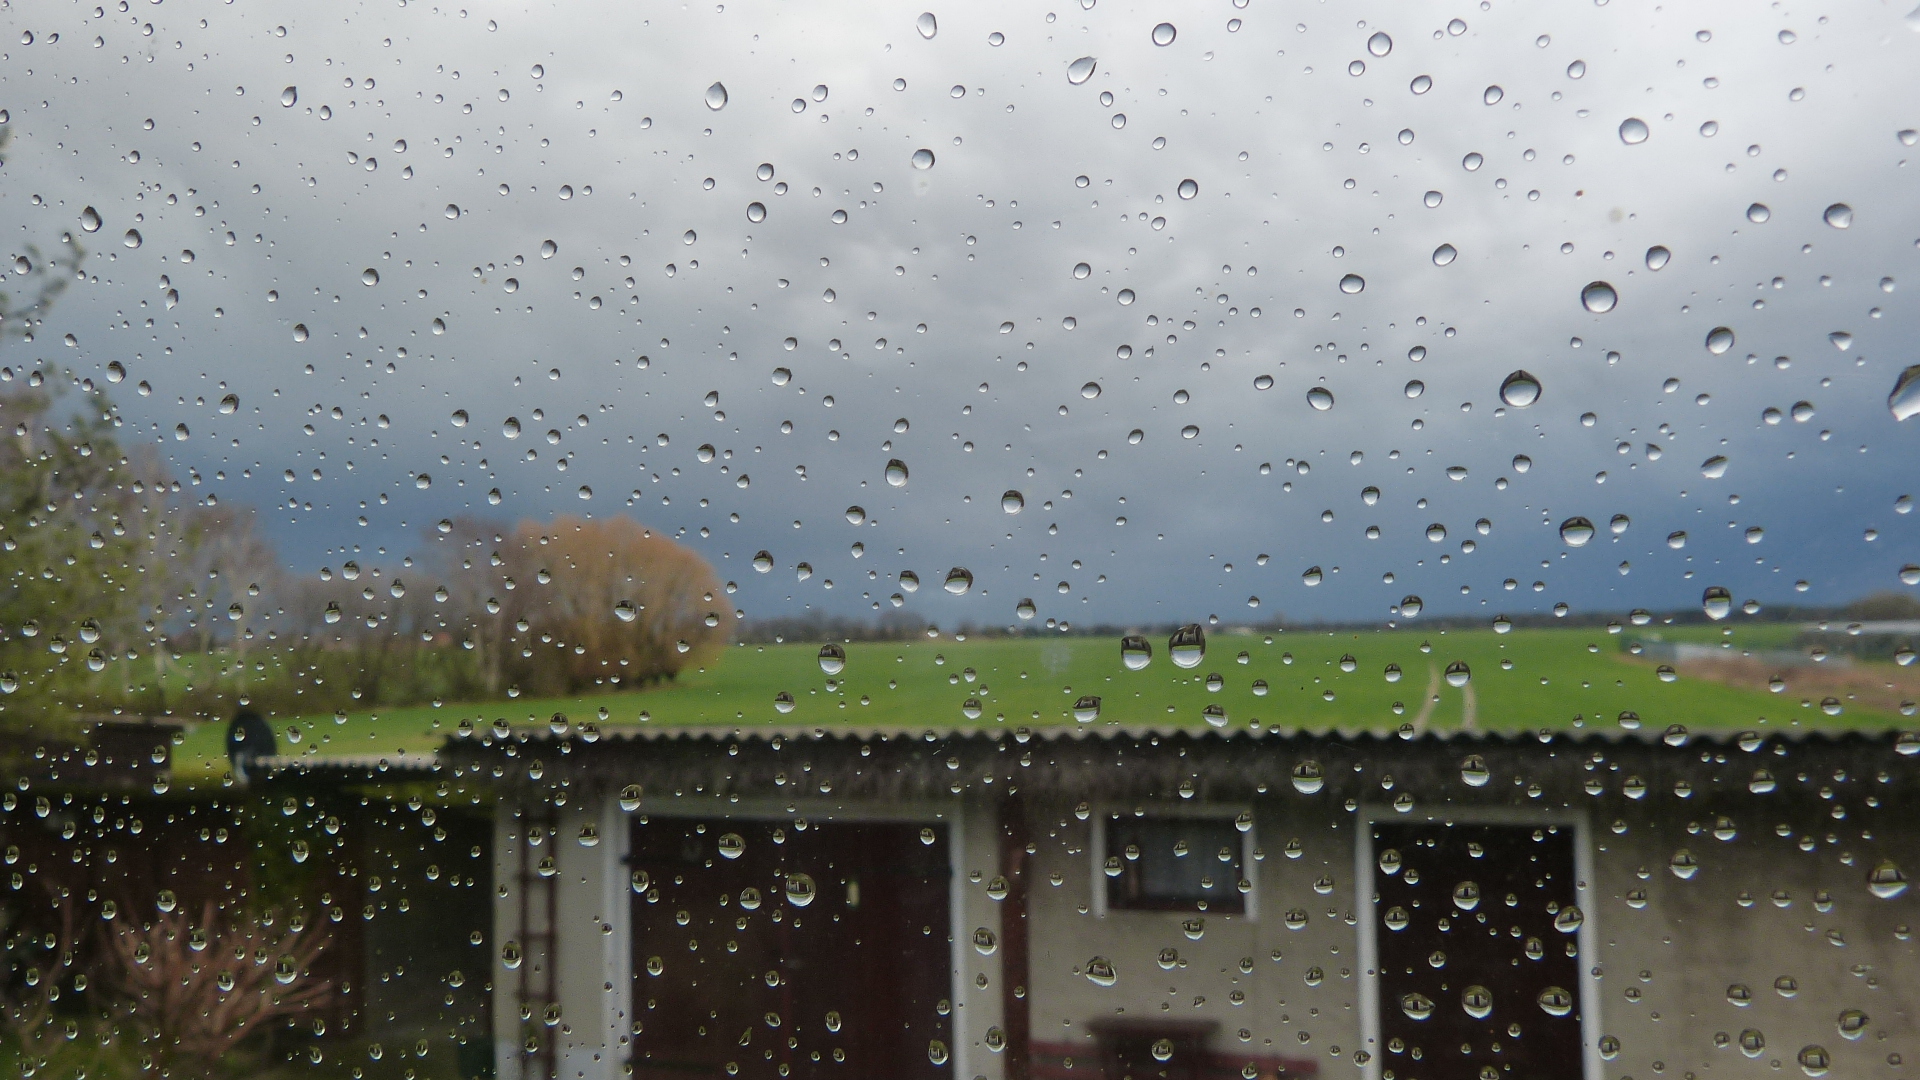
[514,803,561,1080]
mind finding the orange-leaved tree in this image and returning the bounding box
[471,515,728,695]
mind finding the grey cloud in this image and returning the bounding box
[2,0,1915,627]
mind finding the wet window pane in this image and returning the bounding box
[0,2,1914,1080]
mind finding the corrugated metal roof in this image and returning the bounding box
[250,722,1918,778]
[459,720,1915,748]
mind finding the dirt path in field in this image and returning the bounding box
[1411,664,1443,732]
[1622,653,1920,715]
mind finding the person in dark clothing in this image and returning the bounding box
[225,708,276,784]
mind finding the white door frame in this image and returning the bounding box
[1352,804,1601,1080]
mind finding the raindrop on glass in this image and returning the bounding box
[1499,370,1542,408]
[1890,366,1920,421]
[1702,586,1734,621]
[784,872,817,907]
[817,644,847,675]
[1169,624,1206,668]
[1868,860,1909,899]
[1292,760,1325,794]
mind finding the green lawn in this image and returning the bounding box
[172,627,1909,785]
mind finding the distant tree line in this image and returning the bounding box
[0,379,728,729]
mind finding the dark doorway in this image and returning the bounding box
[1370,822,1584,1080]
[629,819,952,1080]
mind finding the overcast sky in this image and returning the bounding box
[3,0,1918,628]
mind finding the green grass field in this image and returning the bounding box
[172,627,1911,785]
[1628,622,1807,649]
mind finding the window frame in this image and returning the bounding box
[1088,804,1259,920]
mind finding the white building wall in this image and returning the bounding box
[553,790,632,1080]
[491,788,632,1080]
[1023,797,1364,1073]
[496,776,1920,1080]
[1585,804,1920,1080]
[491,802,528,1080]
[955,793,1009,1080]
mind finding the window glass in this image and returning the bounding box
[1105,815,1247,913]
[0,3,1914,1080]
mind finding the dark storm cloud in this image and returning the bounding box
[2,0,1916,626]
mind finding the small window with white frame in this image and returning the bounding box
[1096,811,1254,915]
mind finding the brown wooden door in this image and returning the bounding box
[1371,822,1585,1080]
[630,819,951,1080]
